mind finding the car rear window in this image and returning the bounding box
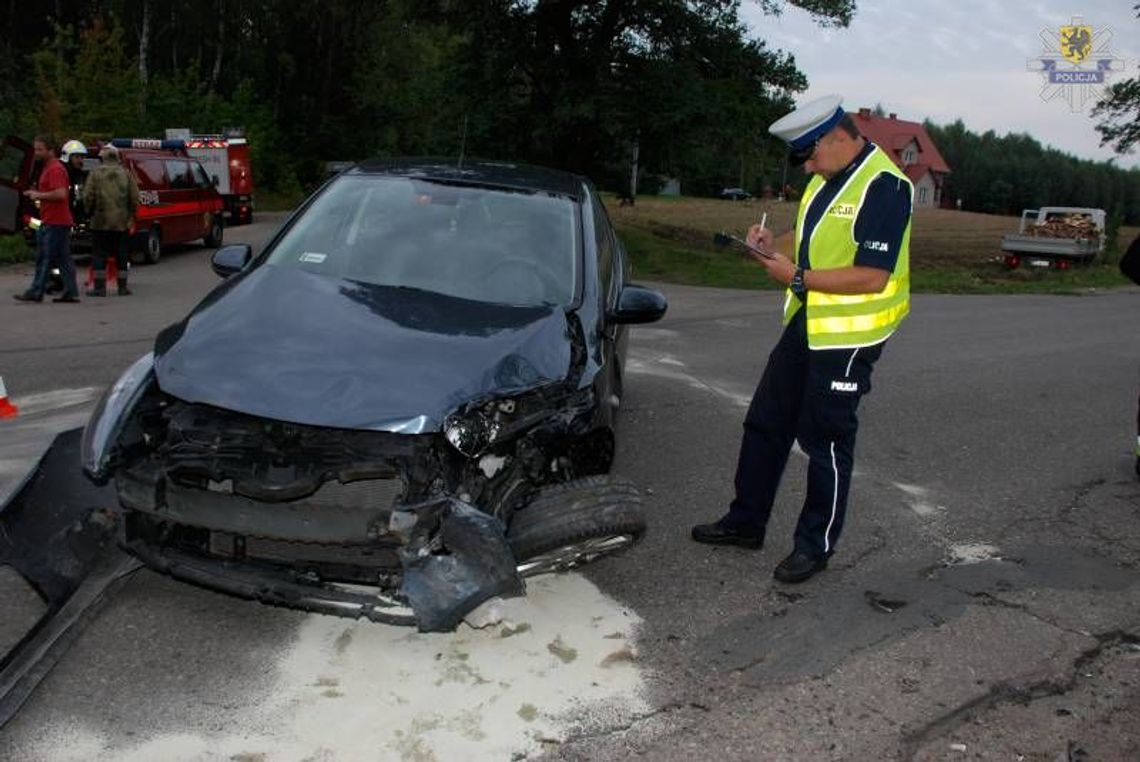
[265,175,580,308]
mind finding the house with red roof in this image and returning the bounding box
[850,108,951,208]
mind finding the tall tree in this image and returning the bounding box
[0,0,856,194]
[137,0,150,121]
[1092,4,1140,154]
[926,118,1140,223]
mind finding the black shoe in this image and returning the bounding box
[52,294,80,303]
[691,520,763,549]
[13,292,43,302]
[773,551,828,584]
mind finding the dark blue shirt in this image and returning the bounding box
[797,142,912,273]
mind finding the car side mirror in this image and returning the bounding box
[211,244,252,278]
[609,284,667,325]
[212,174,220,187]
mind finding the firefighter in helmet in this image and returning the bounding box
[60,139,89,225]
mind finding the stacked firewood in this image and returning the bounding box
[1027,214,1099,241]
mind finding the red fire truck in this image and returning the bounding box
[177,132,254,225]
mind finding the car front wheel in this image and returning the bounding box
[204,215,224,248]
[142,226,161,265]
[508,476,645,577]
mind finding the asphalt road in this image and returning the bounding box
[1,216,1139,760]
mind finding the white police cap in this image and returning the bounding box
[768,94,845,153]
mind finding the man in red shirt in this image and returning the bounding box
[14,136,80,303]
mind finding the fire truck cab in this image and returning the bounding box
[179,132,254,225]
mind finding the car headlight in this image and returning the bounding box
[81,352,156,483]
[443,385,596,458]
[444,403,507,458]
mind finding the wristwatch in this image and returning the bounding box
[790,266,807,297]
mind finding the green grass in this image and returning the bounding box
[620,224,782,290]
[612,195,1137,294]
[911,260,1129,294]
[256,189,307,212]
[0,234,33,264]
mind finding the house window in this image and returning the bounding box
[903,146,916,164]
[919,186,929,205]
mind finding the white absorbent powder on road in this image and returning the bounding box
[19,573,649,762]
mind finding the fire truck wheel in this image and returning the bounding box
[204,216,224,249]
[142,227,162,265]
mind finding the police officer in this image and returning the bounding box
[691,95,913,583]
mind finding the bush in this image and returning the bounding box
[0,234,33,264]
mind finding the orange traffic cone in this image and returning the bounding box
[85,259,119,288]
[0,376,17,418]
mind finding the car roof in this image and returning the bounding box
[118,148,191,160]
[349,158,587,202]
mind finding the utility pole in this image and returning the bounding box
[780,153,789,201]
[628,135,639,205]
[458,113,468,168]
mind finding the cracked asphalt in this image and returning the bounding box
[1,216,1139,759]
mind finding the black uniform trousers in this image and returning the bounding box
[725,308,883,559]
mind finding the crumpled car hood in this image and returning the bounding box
[153,265,573,431]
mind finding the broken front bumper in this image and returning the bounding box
[120,495,525,633]
[0,429,141,729]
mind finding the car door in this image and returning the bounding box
[190,160,219,236]
[130,156,165,236]
[161,158,196,243]
[0,135,34,234]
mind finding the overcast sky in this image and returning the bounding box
[741,0,1140,168]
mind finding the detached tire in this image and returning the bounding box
[508,476,646,577]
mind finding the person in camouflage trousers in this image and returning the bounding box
[83,144,139,296]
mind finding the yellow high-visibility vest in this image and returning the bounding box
[785,145,912,349]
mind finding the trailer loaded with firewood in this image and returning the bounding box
[1001,207,1106,270]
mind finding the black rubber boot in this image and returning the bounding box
[86,277,107,297]
[117,276,131,296]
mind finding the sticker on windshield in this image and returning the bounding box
[299,252,327,264]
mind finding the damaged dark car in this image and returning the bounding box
[80,159,667,631]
